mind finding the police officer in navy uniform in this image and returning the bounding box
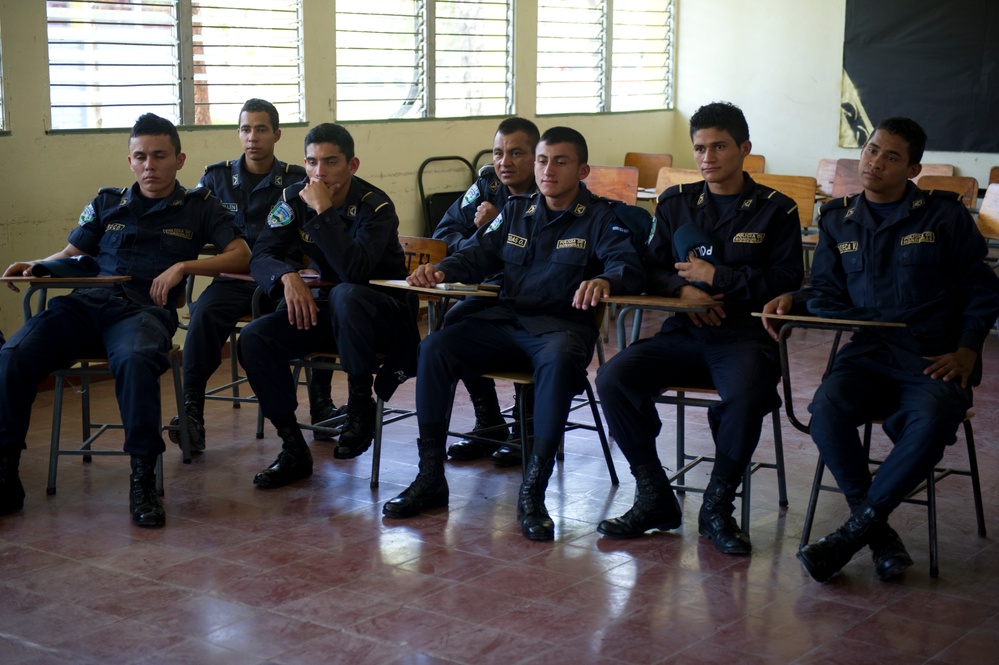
[383,127,645,542]
[764,117,999,582]
[596,102,804,555]
[432,117,541,464]
[170,99,338,451]
[238,122,419,489]
[0,114,250,527]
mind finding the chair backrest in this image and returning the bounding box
[754,174,820,229]
[913,163,955,181]
[399,236,447,275]
[815,158,838,198]
[917,175,979,209]
[624,152,673,189]
[583,164,639,205]
[831,159,862,198]
[990,166,999,186]
[976,183,999,240]
[654,166,702,196]
[744,154,765,174]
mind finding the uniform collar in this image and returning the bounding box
[233,155,288,188]
[849,181,922,228]
[125,181,185,212]
[694,173,757,211]
[525,183,593,221]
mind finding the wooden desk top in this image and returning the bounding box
[602,293,721,310]
[751,312,906,328]
[370,279,499,298]
[0,275,131,284]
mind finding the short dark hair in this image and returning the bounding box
[303,123,355,161]
[873,117,927,165]
[689,101,750,146]
[496,116,541,148]
[130,113,181,154]
[239,98,280,131]
[539,126,588,164]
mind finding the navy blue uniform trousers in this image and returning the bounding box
[596,327,780,476]
[416,316,595,457]
[183,278,261,396]
[238,283,410,422]
[808,343,971,514]
[0,290,175,456]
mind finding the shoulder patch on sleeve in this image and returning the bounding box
[78,203,97,226]
[204,160,230,173]
[267,201,295,228]
[461,182,481,207]
[485,211,504,233]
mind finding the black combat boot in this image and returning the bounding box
[0,447,25,515]
[307,369,341,441]
[844,495,912,581]
[698,476,752,555]
[129,454,165,528]
[518,454,556,541]
[334,382,376,459]
[383,438,449,518]
[598,463,683,539]
[447,386,508,461]
[798,499,880,582]
[492,388,534,467]
[253,422,314,488]
[168,396,206,452]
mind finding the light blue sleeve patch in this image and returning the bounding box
[461,183,480,207]
[485,212,503,233]
[78,203,96,227]
[609,223,632,237]
[267,201,295,228]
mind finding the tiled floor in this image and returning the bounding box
[2,315,998,664]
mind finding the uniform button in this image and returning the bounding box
[313,223,321,230]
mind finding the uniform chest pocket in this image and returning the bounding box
[159,232,199,258]
[500,243,528,266]
[549,247,588,266]
[102,232,127,249]
[840,252,865,273]
[895,242,944,303]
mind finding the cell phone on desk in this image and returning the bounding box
[434,282,480,292]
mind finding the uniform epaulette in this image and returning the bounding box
[923,189,963,203]
[98,186,128,196]
[657,181,699,204]
[283,180,306,201]
[819,195,855,214]
[478,163,496,178]
[756,185,798,214]
[187,185,212,200]
[358,188,393,213]
[204,160,232,172]
[284,163,306,176]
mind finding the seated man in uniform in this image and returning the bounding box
[0,113,250,527]
[596,102,803,555]
[432,116,540,464]
[763,117,999,582]
[383,126,645,541]
[239,122,419,488]
[172,98,338,451]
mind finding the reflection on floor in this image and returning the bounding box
[2,315,998,665]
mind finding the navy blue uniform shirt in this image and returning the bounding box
[198,156,306,247]
[68,181,242,311]
[432,166,539,255]
[650,174,804,332]
[251,175,409,298]
[792,182,999,381]
[437,184,645,335]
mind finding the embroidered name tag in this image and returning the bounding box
[106,223,126,232]
[556,238,587,250]
[732,232,765,244]
[837,241,859,253]
[163,228,193,239]
[299,229,314,244]
[901,232,935,246]
[507,234,527,248]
